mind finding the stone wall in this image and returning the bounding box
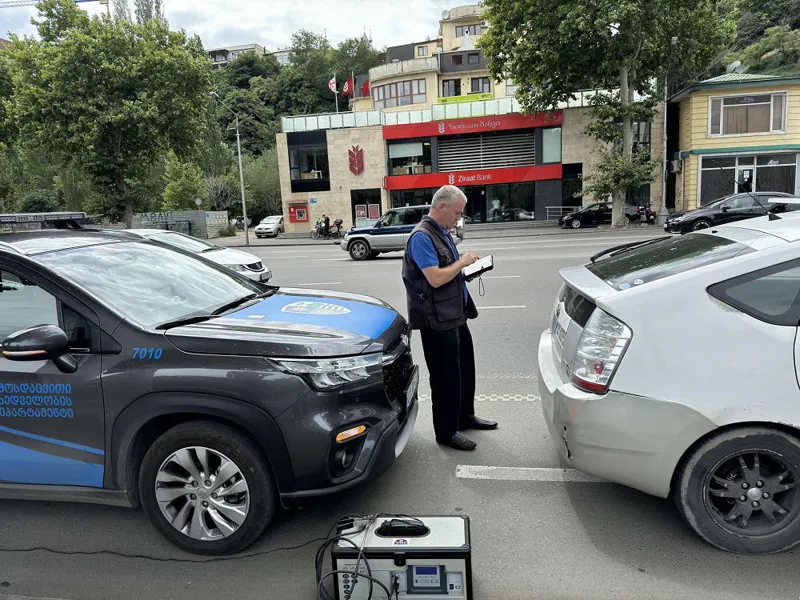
[132,210,230,238]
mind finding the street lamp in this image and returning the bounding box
[658,36,679,227]
[209,91,250,246]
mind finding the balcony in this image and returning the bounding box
[440,50,490,74]
[369,57,440,83]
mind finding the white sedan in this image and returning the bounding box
[254,215,284,238]
[125,229,271,282]
[538,211,800,554]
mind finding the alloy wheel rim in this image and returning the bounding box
[704,450,799,537]
[155,446,250,541]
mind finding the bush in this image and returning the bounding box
[217,223,237,237]
[20,189,61,213]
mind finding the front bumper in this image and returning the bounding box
[340,239,350,251]
[537,330,715,498]
[664,221,688,234]
[278,354,419,499]
[241,269,272,282]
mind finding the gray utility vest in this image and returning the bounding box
[402,217,478,331]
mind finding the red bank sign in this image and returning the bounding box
[384,164,562,191]
[382,111,563,140]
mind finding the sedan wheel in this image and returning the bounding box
[692,219,712,231]
[675,428,800,554]
[571,219,582,229]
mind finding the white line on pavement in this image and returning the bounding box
[455,465,607,483]
[0,595,75,600]
[476,305,526,309]
[294,282,344,286]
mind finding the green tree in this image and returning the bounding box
[227,51,280,89]
[241,148,281,223]
[5,0,210,226]
[216,88,279,155]
[206,172,240,211]
[19,189,61,213]
[730,25,800,75]
[162,149,209,210]
[480,0,734,226]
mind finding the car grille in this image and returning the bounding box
[246,261,264,271]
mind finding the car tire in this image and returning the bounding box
[692,219,712,231]
[674,427,800,554]
[139,420,276,556]
[349,239,370,261]
[570,219,582,229]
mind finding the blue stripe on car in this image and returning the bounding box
[0,440,104,487]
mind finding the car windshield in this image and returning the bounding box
[38,241,260,327]
[587,233,755,291]
[262,216,281,223]
[147,232,218,253]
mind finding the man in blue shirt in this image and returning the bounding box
[402,185,498,451]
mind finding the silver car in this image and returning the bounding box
[255,215,284,238]
[539,212,800,554]
[124,229,271,282]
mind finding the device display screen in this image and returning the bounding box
[412,566,441,587]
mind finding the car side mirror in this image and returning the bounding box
[1,324,78,374]
[375,221,382,228]
[721,206,730,212]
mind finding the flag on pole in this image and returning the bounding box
[328,75,337,93]
[342,76,353,97]
[360,79,370,97]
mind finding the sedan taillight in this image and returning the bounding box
[570,309,632,394]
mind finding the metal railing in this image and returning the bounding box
[545,206,574,221]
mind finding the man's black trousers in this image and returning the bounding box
[419,323,476,440]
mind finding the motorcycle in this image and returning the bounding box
[311,218,344,239]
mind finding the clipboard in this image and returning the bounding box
[463,254,494,282]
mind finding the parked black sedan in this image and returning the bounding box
[664,192,799,234]
[559,202,642,229]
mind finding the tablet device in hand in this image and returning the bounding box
[463,254,494,282]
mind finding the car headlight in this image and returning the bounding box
[273,354,382,390]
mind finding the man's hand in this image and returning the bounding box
[459,253,480,268]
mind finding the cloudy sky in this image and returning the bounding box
[1,0,457,50]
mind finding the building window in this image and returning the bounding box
[455,24,482,37]
[541,127,562,164]
[388,140,433,175]
[372,78,426,109]
[709,93,787,136]
[288,131,330,193]
[451,54,463,66]
[417,46,428,57]
[699,154,798,205]
[506,79,518,96]
[468,52,480,65]
[442,79,461,97]
[470,77,490,94]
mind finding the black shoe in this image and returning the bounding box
[436,433,477,451]
[459,415,498,431]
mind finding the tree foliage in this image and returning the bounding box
[481,0,733,226]
[162,149,209,210]
[227,51,280,89]
[4,0,210,225]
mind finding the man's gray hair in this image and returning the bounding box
[431,185,467,209]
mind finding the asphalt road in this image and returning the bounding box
[1,229,798,600]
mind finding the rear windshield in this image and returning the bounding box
[587,234,754,291]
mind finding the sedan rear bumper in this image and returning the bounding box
[537,330,716,498]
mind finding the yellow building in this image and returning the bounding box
[671,74,800,211]
[350,4,516,114]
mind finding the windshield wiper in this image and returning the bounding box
[590,236,672,263]
[154,313,215,330]
[211,290,275,316]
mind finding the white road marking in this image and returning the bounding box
[294,282,344,286]
[476,305,527,310]
[418,393,538,403]
[0,595,75,600]
[455,465,607,483]
[262,254,311,259]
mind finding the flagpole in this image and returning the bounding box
[333,73,339,113]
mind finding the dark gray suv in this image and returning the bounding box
[0,230,418,554]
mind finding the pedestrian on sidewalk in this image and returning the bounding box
[402,185,498,451]
[322,214,331,239]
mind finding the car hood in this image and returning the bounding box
[164,288,404,358]
[256,222,280,228]
[205,247,262,267]
[348,222,380,234]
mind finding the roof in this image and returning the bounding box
[0,38,10,47]
[670,73,800,102]
[722,210,800,243]
[0,230,138,256]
